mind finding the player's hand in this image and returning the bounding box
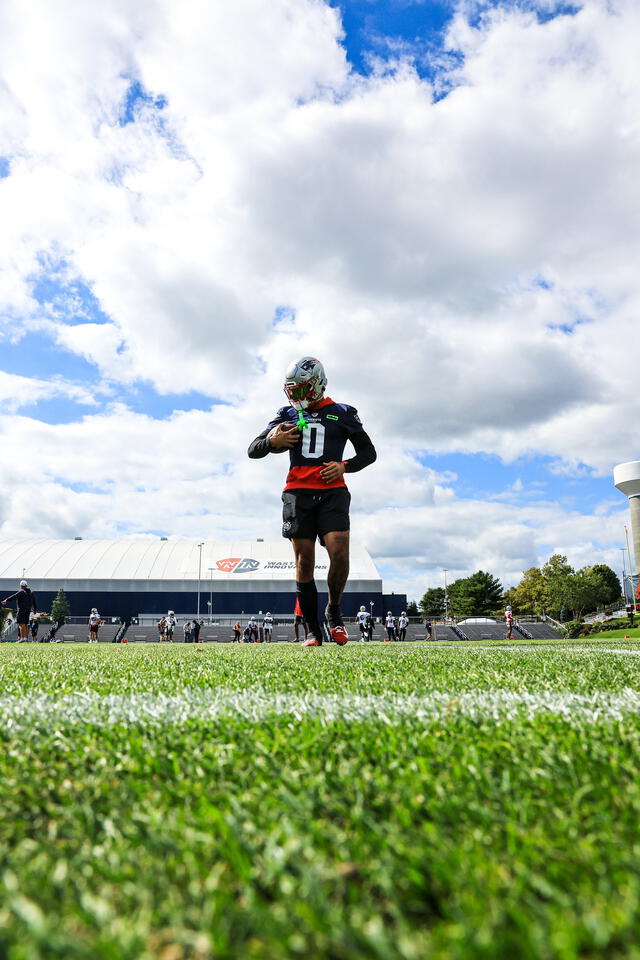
[268,423,300,449]
[320,461,345,483]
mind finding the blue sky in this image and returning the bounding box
[1,0,637,596]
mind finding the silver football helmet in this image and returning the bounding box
[284,357,327,411]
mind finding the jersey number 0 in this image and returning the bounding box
[301,423,325,459]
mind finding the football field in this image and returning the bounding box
[2,640,640,959]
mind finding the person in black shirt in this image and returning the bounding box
[2,580,37,642]
[248,357,376,647]
[192,620,202,643]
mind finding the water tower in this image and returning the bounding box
[614,460,640,587]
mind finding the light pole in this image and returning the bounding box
[620,547,627,604]
[196,542,204,619]
[208,567,215,623]
[443,569,449,622]
[369,600,374,622]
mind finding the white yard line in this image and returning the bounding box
[440,645,640,656]
[2,688,640,731]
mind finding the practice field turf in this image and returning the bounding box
[2,642,640,959]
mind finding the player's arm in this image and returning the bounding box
[248,409,299,458]
[344,429,377,473]
[320,407,377,483]
[1,592,19,605]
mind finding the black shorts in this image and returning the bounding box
[282,488,351,543]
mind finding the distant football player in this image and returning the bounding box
[365,610,374,642]
[247,616,259,643]
[356,605,369,643]
[88,608,102,643]
[504,606,514,640]
[263,612,274,642]
[1,579,37,643]
[292,597,308,643]
[385,611,397,642]
[249,357,376,647]
[397,611,408,642]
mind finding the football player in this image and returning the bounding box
[88,607,102,643]
[356,605,369,643]
[1,579,37,643]
[385,611,397,642]
[249,357,376,647]
[292,597,308,643]
[397,611,408,642]
[504,606,514,640]
[365,610,374,642]
[263,612,274,642]
[165,610,177,642]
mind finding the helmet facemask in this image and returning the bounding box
[283,357,327,411]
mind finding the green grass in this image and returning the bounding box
[2,642,640,959]
[586,627,640,640]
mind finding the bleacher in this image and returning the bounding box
[53,623,121,643]
[518,622,564,640]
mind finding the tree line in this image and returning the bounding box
[417,556,622,621]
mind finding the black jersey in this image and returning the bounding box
[249,396,376,490]
[3,588,37,621]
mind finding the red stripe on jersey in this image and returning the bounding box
[311,396,335,410]
[284,465,347,491]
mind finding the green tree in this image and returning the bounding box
[512,567,549,615]
[562,568,604,621]
[51,588,70,625]
[406,600,419,617]
[589,564,622,607]
[448,571,504,618]
[542,554,574,618]
[503,585,520,613]
[419,587,446,618]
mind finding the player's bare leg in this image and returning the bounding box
[292,538,323,646]
[293,537,315,582]
[322,530,350,644]
[324,531,350,604]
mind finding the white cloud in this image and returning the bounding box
[0,370,99,412]
[1,0,639,597]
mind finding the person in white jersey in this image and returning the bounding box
[356,605,369,642]
[504,606,514,640]
[165,611,177,642]
[385,611,397,642]
[263,612,274,642]
[88,608,102,643]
